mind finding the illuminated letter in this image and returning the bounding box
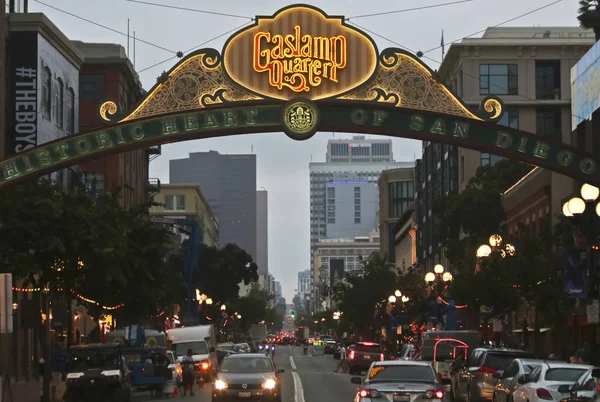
[580,158,597,175]
[2,162,20,180]
[95,132,113,148]
[313,37,330,60]
[556,149,574,167]
[132,125,145,140]
[517,137,528,153]
[532,141,550,159]
[410,115,425,131]
[429,118,446,135]
[351,109,368,125]
[495,132,513,148]
[162,119,179,135]
[372,111,388,127]
[223,111,239,127]
[115,128,126,144]
[36,149,51,166]
[452,122,470,139]
[184,116,199,131]
[253,32,271,73]
[54,144,70,160]
[76,138,91,154]
[204,114,219,129]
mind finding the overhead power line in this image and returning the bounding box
[32,0,177,54]
[125,0,253,21]
[347,0,474,20]
[422,0,564,54]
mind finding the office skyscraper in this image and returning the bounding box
[170,151,257,260]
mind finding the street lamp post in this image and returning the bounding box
[562,183,600,364]
[424,265,455,330]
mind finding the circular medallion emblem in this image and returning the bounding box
[282,99,320,141]
[242,384,248,389]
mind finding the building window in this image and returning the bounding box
[327,187,335,198]
[66,88,75,134]
[388,181,414,218]
[354,218,361,224]
[56,78,64,128]
[351,146,369,156]
[165,195,186,211]
[42,67,51,118]
[85,173,105,198]
[498,108,519,129]
[536,108,561,137]
[535,60,561,100]
[80,74,106,101]
[330,143,349,156]
[327,218,335,224]
[479,64,518,95]
[371,143,390,156]
[481,153,504,166]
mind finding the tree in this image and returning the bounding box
[192,243,259,308]
[232,287,273,332]
[578,0,600,41]
[332,255,397,337]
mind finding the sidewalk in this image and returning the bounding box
[8,379,65,402]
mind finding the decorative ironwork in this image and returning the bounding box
[99,101,119,123]
[283,100,319,140]
[120,49,261,122]
[479,96,505,122]
[338,48,484,121]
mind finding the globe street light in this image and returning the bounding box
[567,197,586,215]
[442,272,453,282]
[206,298,213,305]
[476,244,492,258]
[401,295,410,303]
[394,290,402,297]
[388,295,397,303]
[424,272,436,284]
[581,183,600,202]
[434,264,444,274]
[221,304,227,311]
[489,234,503,248]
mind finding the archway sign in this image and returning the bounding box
[1,4,599,189]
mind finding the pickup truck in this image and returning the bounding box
[348,342,384,375]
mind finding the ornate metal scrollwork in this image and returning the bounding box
[98,101,120,123]
[338,48,481,121]
[478,96,504,122]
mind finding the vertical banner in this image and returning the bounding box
[7,31,38,154]
[563,249,588,299]
[0,274,13,333]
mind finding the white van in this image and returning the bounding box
[167,325,218,380]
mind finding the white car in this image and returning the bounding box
[512,362,591,402]
[167,350,182,386]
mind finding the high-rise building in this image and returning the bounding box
[74,41,150,209]
[169,151,257,260]
[416,26,595,273]
[309,159,413,270]
[297,269,312,297]
[326,136,393,163]
[256,190,269,280]
[274,281,282,300]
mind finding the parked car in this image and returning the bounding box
[511,362,592,402]
[454,348,534,402]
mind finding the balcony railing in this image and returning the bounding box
[147,178,161,196]
[147,145,161,162]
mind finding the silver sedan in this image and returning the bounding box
[351,360,446,402]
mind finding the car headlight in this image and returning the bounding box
[263,379,276,389]
[215,380,227,390]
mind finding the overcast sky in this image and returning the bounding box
[30,0,581,301]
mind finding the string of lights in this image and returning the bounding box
[347,0,474,20]
[11,286,124,310]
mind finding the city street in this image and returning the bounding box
[133,346,358,402]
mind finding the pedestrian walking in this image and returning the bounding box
[181,349,196,397]
[50,343,68,402]
[334,345,348,373]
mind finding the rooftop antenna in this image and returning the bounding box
[133,31,136,67]
[127,18,130,56]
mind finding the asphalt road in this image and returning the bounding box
[133,346,359,402]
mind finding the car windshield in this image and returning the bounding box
[545,368,588,382]
[69,349,120,373]
[355,344,380,353]
[173,341,209,356]
[483,354,529,371]
[220,358,274,373]
[368,365,436,382]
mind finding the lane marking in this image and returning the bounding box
[292,371,306,402]
[290,356,297,370]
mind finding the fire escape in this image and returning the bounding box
[147,145,162,198]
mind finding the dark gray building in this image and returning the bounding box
[169,151,257,260]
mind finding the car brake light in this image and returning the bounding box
[425,390,444,399]
[350,350,355,359]
[380,353,384,361]
[359,389,381,398]
[477,367,496,374]
[536,388,553,400]
[363,342,374,346]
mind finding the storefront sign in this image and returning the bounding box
[571,40,600,129]
[7,31,38,154]
[223,5,377,100]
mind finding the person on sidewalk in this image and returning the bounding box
[51,343,68,402]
